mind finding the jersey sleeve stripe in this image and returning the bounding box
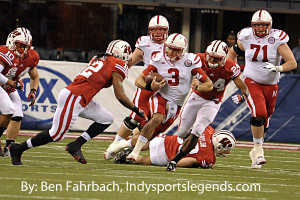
[194,56,201,64]
[280,33,288,41]
[0,52,13,66]
[115,64,128,77]
[279,31,284,37]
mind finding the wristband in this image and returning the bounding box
[132,106,139,113]
[145,82,153,91]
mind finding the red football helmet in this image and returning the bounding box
[6,27,32,58]
[205,40,228,69]
[251,10,272,38]
[148,15,169,43]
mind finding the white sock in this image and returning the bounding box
[81,132,91,141]
[131,136,148,157]
[253,137,263,148]
[113,134,125,145]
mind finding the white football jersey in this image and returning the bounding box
[135,36,164,68]
[148,52,207,106]
[238,27,289,85]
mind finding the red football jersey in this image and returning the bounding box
[66,56,129,107]
[193,53,241,102]
[164,126,216,168]
[0,45,39,81]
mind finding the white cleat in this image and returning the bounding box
[249,148,262,169]
[249,148,266,169]
[104,140,129,160]
[125,153,138,164]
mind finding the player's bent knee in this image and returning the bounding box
[250,117,266,127]
[123,116,138,131]
[11,116,23,122]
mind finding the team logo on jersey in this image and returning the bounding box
[19,65,72,129]
[184,59,192,67]
[268,37,275,44]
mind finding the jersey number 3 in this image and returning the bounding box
[251,44,268,62]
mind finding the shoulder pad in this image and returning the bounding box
[135,36,150,48]
[151,52,162,62]
[237,28,251,40]
[28,49,40,62]
[271,29,289,43]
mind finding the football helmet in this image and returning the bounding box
[251,10,272,38]
[212,130,236,157]
[205,40,228,68]
[106,40,132,64]
[148,15,169,43]
[164,33,187,62]
[6,27,32,58]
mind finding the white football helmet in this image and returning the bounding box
[164,33,187,62]
[251,10,272,38]
[6,27,32,58]
[105,40,132,64]
[205,40,228,68]
[148,15,169,43]
[212,130,236,157]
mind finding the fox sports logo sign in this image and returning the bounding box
[19,66,72,129]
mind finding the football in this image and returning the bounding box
[145,72,164,84]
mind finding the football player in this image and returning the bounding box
[114,126,235,170]
[166,40,248,172]
[0,27,39,157]
[9,40,145,165]
[228,10,297,169]
[121,33,213,163]
[105,15,169,160]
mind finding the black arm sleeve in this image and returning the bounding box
[233,44,245,57]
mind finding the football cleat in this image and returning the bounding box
[4,146,11,157]
[166,161,177,172]
[249,148,262,169]
[0,142,4,157]
[9,143,23,165]
[113,148,133,164]
[65,142,87,164]
[104,140,129,160]
[125,153,138,164]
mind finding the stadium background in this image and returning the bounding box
[0,0,299,143]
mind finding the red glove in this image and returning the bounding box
[14,80,24,91]
[28,89,37,107]
[1,84,16,94]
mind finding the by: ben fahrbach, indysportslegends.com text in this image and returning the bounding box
[20,180,261,195]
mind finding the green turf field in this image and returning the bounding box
[1,135,299,200]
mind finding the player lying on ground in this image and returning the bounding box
[113,126,235,169]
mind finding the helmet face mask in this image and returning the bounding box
[164,33,187,62]
[212,130,236,157]
[148,15,169,43]
[205,40,228,69]
[6,27,32,58]
[251,10,272,38]
[105,40,132,64]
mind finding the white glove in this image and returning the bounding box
[231,93,247,105]
[263,62,283,72]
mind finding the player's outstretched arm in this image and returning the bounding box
[112,72,145,119]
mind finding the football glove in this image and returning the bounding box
[14,80,24,91]
[166,161,177,172]
[133,106,146,119]
[28,89,37,107]
[1,84,16,94]
[231,93,248,105]
[263,62,283,72]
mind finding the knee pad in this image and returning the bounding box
[11,116,23,122]
[123,116,138,131]
[250,117,265,127]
